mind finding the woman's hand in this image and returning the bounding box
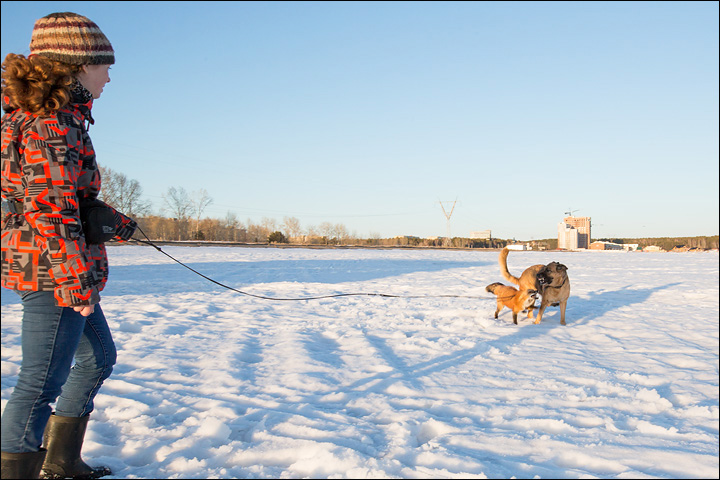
[72,305,95,317]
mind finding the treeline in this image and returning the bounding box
[132,214,506,248]
[597,236,719,251]
[129,215,717,251]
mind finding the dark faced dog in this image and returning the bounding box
[498,247,570,325]
[534,261,570,325]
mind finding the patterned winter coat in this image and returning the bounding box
[1,92,136,307]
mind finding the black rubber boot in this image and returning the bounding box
[1,449,47,479]
[40,414,111,479]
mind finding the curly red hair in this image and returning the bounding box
[2,53,83,115]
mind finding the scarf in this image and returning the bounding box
[70,78,94,104]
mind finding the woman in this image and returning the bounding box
[1,12,136,479]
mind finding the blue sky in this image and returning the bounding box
[2,1,718,240]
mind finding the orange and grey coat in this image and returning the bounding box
[1,94,136,307]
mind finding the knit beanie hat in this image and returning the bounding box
[29,12,114,65]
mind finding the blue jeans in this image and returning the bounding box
[1,291,116,453]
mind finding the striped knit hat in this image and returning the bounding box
[29,12,114,65]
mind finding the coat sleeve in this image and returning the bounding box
[21,121,102,307]
[110,205,137,242]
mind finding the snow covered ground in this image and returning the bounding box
[2,246,718,479]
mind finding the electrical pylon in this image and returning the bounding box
[439,199,457,246]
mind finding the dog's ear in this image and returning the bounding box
[557,263,567,271]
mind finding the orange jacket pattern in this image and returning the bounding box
[1,94,136,306]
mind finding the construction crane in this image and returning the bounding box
[565,208,579,217]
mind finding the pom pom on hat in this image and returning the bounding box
[29,12,114,65]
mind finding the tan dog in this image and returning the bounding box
[485,282,538,325]
[499,247,570,325]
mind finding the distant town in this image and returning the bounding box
[495,215,718,253]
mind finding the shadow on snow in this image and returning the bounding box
[101,258,491,297]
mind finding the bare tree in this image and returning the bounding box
[246,220,266,243]
[99,166,151,216]
[224,211,242,242]
[162,187,193,240]
[163,187,192,219]
[318,222,335,244]
[305,224,319,243]
[190,189,213,239]
[261,217,277,235]
[368,231,382,246]
[282,216,303,241]
[333,223,349,244]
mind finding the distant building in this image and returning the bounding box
[563,216,591,248]
[590,241,640,251]
[589,241,624,251]
[558,222,579,250]
[469,230,492,239]
[507,244,531,251]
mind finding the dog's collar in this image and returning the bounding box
[545,276,567,289]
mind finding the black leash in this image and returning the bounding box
[130,227,487,302]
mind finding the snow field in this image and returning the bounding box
[2,247,718,478]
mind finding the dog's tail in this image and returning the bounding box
[485,282,504,295]
[499,247,520,286]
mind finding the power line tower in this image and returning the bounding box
[439,199,457,246]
